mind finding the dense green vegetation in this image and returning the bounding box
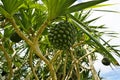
[0,0,119,80]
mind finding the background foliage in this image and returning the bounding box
[0,0,120,80]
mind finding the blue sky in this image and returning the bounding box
[102,69,120,80]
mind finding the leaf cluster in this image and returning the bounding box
[0,0,120,80]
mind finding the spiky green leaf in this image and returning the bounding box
[69,14,119,65]
[66,0,108,14]
[1,0,23,15]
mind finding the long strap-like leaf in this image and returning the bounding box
[69,14,119,65]
[66,0,108,14]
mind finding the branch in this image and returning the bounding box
[74,63,80,80]
[78,49,96,62]
[34,19,49,42]
[70,50,80,80]
[72,41,84,48]
[9,17,33,46]
[69,49,81,80]
[32,44,57,80]
[85,46,100,80]
[88,55,100,80]
[48,64,57,80]
[50,50,63,63]
[0,44,13,80]
[29,49,39,80]
[25,60,41,80]
[9,17,57,80]
[65,65,74,80]
[9,16,49,69]
[62,54,68,80]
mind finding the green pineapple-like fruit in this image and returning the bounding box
[1,71,7,76]
[10,32,22,43]
[102,57,110,66]
[48,21,77,50]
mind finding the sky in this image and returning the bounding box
[84,0,120,80]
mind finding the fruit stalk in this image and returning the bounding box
[0,44,13,80]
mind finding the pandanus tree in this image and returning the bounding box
[0,0,120,80]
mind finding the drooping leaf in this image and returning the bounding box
[100,37,120,58]
[80,10,91,22]
[69,14,119,65]
[41,0,77,20]
[0,7,11,18]
[94,9,120,13]
[85,16,101,25]
[66,0,108,14]
[91,3,117,8]
[1,0,23,15]
[41,0,108,20]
